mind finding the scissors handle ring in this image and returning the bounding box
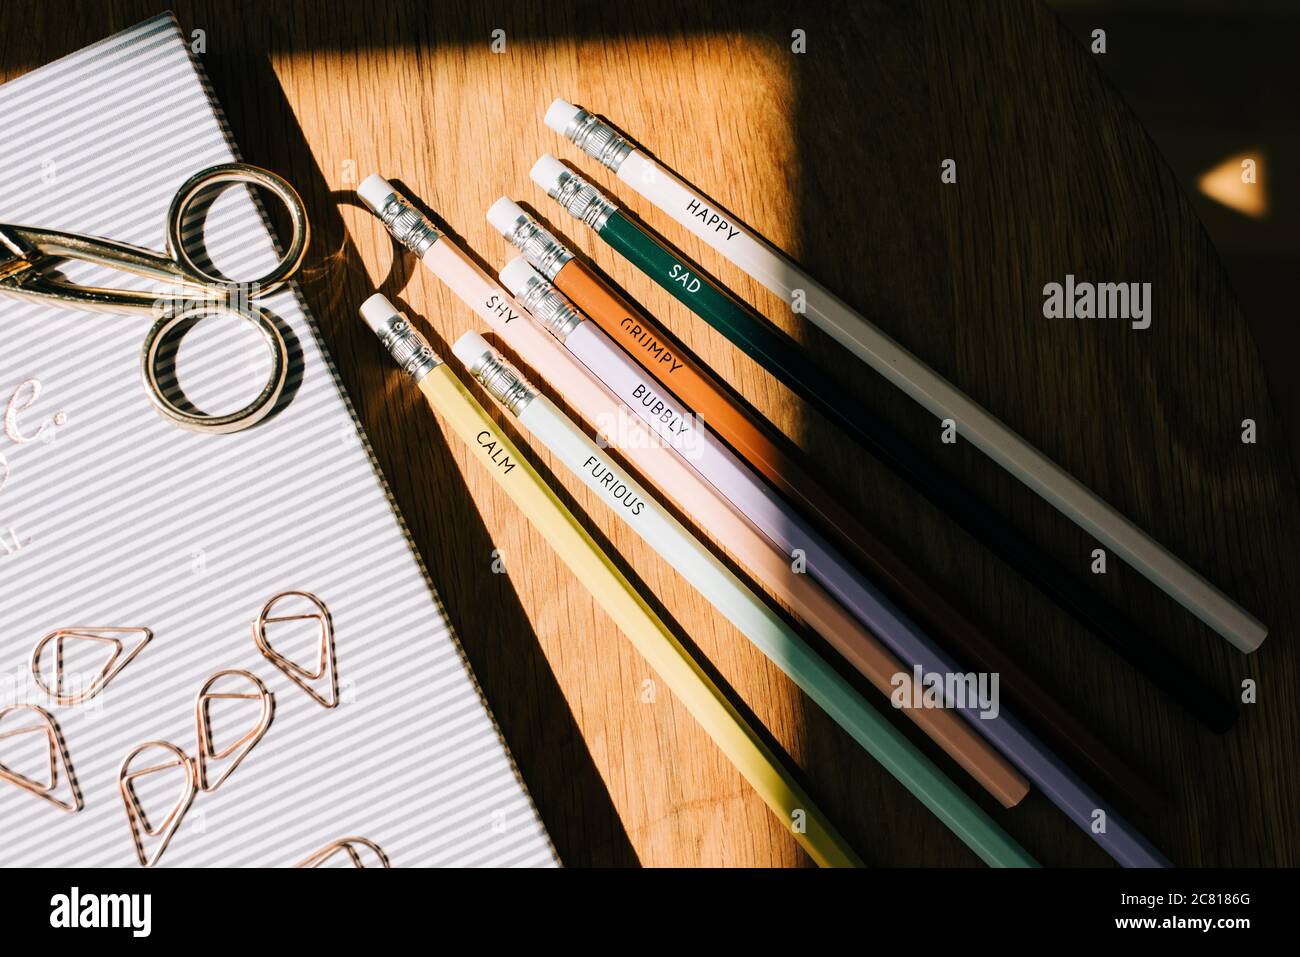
[141,303,288,434]
[165,163,310,295]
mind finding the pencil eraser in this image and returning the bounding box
[545,98,581,134]
[499,255,542,299]
[452,330,494,371]
[487,197,527,239]
[359,293,399,333]
[530,154,569,195]
[358,174,396,214]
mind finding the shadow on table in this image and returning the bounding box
[211,47,641,867]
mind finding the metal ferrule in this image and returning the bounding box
[463,346,539,417]
[513,272,584,342]
[373,312,441,383]
[564,108,634,172]
[546,169,617,233]
[501,214,573,281]
[373,190,442,257]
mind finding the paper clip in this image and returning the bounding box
[31,626,152,705]
[253,591,338,708]
[296,836,390,868]
[0,704,82,812]
[194,669,274,792]
[118,740,197,867]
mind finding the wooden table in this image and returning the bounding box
[4,0,1297,866]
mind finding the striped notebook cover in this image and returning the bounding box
[0,13,557,867]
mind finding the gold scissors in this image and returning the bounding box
[0,163,309,434]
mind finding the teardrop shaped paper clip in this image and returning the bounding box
[31,626,152,705]
[194,669,274,792]
[296,836,390,868]
[0,705,82,812]
[118,740,197,867]
[253,591,338,709]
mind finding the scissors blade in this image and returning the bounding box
[0,225,215,313]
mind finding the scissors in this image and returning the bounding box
[0,163,309,434]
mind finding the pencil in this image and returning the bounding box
[544,101,1266,657]
[487,197,1166,818]
[358,174,1038,866]
[359,293,861,868]
[527,156,1237,736]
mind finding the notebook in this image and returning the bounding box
[0,13,557,867]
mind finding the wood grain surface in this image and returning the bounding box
[3,0,1297,867]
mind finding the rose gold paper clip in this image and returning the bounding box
[296,836,390,868]
[195,669,274,792]
[118,740,197,867]
[31,626,152,705]
[0,704,82,812]
[254,591,338,708]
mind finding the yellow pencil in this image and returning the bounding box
[359,293,861,868]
